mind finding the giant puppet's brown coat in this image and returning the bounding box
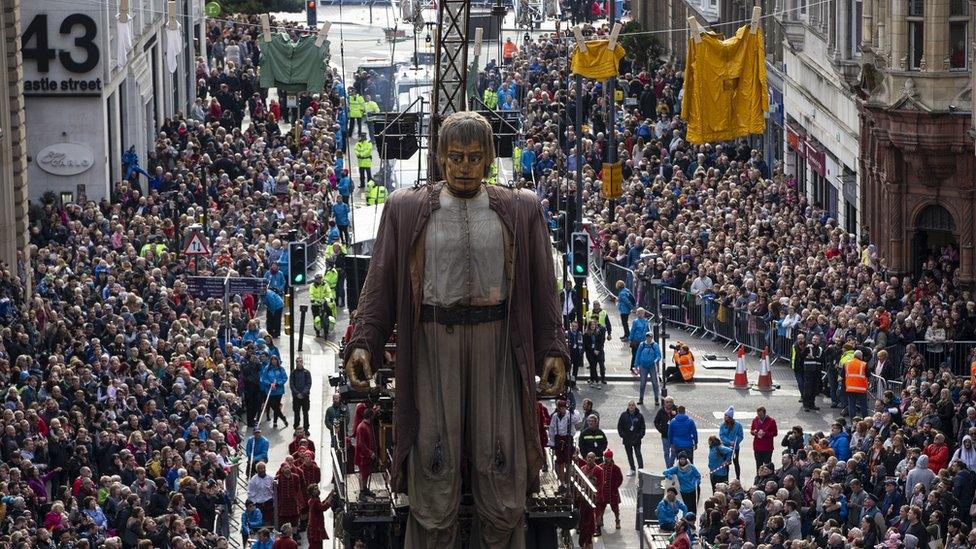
[345,182,570,492]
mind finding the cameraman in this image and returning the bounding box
[665,343,695,383]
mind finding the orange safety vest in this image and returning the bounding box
[503,41,517,60]
[970,361,976,387]
[676,352,695,381]
[845,358,868,393]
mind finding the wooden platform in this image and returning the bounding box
[527,469,574,517]
[642,524,674,548]
[344,471,394,518]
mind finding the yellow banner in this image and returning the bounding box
[603,162,623,199]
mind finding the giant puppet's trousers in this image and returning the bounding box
[405,319,527,549]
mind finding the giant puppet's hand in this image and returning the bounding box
[345,348,374,391]
[538,356,567,397]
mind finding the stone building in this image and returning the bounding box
[0,0,29,270]
[858,0,975,282]
[20,0,206,203]
[779,0,864,234]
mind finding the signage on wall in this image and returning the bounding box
[805,138,827,177]
[35,143,94,175]
[20,10,104,96]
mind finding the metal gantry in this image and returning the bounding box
[428,0,472,181]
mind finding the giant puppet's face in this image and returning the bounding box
[442,141,491,196]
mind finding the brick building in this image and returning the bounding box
[858,0,975,283]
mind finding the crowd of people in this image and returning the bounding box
[0,12,367,548]
[2,2,976,547]
[470,16,976,549]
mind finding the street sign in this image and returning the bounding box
[186,277,225,298]
[204,2,221,16]
[186,276,269,299]
[183,231,211,256]
[228,277,269,295]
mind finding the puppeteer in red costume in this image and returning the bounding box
[344,111,569,548]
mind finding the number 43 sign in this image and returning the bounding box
[20,11,103,96]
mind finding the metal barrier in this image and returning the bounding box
[910,341,976,377]
[594,264,976,380]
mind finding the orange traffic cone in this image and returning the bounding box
[752,347,775,392]
[730,346,749,389]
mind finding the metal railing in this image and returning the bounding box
[595,261,976,378]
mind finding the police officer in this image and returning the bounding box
[348,88,366,135]
[309,273,333,337]
[324,261,341,308]
[365,180,388,205]
[354,134,373,188]
[363,94,380,138]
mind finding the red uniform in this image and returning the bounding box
[597,460,623,524]
[288,436,316,456]
[275,469,306,526]
[306,496,332,548]
[576,494,596,548]
[355,416,376,490]
[537,401,551,448]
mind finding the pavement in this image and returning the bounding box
[245,9,846,548]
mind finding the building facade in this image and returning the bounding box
[779,0,863,234]
[858,0,975,282]
[0,0,29,269]
[20,0,205,203]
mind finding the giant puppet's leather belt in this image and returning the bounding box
[419,301,508,326]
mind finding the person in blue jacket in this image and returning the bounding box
[664,451,702,513]
[240,500,264,539]
[243,428,269,474]
[655,487,688,531]
[332,196,351,245]
[615,280,636,340]
[263,262,286,296]
[338,169,353,202]
[667,405,698,462]
[260,355,289,429]
[633,332,661,405]
[627,308,650,369]
[718,406,745,479]
[706,436,734,490]
[828,422,851,461]
[264,288,284,339]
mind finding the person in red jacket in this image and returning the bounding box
[271,523,299,549]
[750,406,778,468]
[667,518,692,549]
[597,450,623,532]
[923,433,950,473]
[355,407,377,497]
[306,484,334,549]
[275,462,305,530]
[577,455,602,548]
[537,400,551,470]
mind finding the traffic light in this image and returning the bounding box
[571,232,588,278]
[289,242,308,285]
[306,0,317,27]
[554,211,567,251]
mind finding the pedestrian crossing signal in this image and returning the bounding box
[571,232,588,278]
[289,242,308,285]
[306,0,317,27]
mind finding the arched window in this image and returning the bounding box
[915,204,956,232]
